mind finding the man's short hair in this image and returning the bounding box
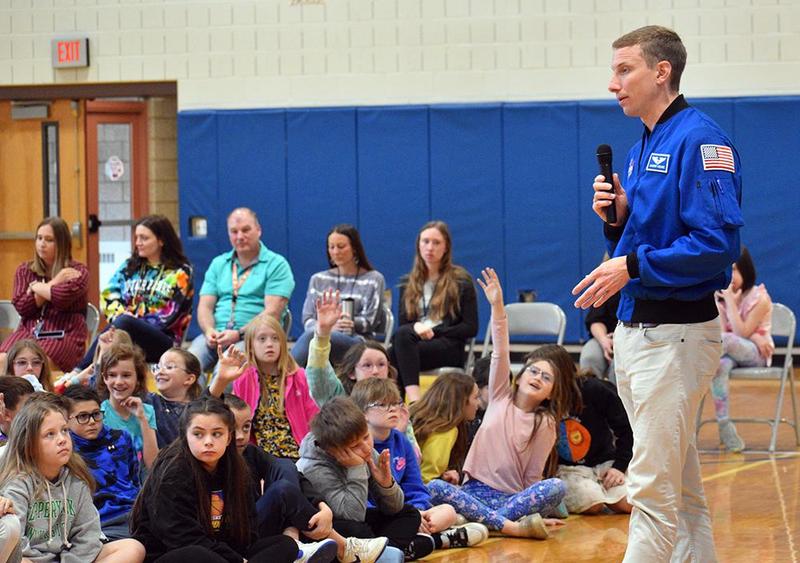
[0,376,35,410]
[63,385,101,407]
[310,396,368,450]
[613,25,686,93]
[350,378,401,412]
[227,207,260,228]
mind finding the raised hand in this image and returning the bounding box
[477,268,504,312]
[315,289,341,337]
[368,448,394,488]
[216,345,248,383]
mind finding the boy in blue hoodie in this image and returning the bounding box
[350,378,489,552]
[64,385,140,540]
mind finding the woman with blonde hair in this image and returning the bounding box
[0,217,88,373]
[209,312,319,459]
[390,221,478,402]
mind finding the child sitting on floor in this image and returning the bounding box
[223,393,390,563]
[297,397,430,561]
[65,385,141,540]
[351,378,489,551]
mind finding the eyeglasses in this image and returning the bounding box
[356,361,388,372]
[70,411,104,425]
[524,365,554,384]
[13,359,44,369]
[153,363,188,373]
[366,401,404,412]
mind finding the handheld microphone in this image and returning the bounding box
[596,144,617,224]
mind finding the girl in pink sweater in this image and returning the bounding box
[210,312,319,459]
[427,268,569,539]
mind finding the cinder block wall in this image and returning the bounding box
[2,0,799,109]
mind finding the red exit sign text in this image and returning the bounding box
[51,37,89,68]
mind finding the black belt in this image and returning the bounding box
[619,321,660,329]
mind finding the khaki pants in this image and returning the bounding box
[614,320,721,563]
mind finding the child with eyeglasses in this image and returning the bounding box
[64,385,141,540]
[145,347,202,448]
[424,268,569,540]
[351,378,489,556]
[4,339,53,392]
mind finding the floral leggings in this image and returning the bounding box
[711,333,766,420]
[427,477,565,530]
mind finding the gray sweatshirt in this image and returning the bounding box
[1,468,103,562]
[296,433,404,521]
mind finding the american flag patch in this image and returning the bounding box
[700,144,735,173]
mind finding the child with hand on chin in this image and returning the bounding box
[97,343,158,469]
[297,397,431,562]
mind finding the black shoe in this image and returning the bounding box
[402,533,435,561]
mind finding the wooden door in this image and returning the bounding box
[85,100,148,304]
[0,99,86,300]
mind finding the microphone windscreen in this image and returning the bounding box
[596,144,612,158]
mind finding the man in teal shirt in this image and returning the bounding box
[188,207,294,372]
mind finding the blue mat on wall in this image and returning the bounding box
[178,96,800,344]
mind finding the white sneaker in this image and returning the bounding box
[437,522,489,548]
[296,538,338,563]
[340,536,388,563]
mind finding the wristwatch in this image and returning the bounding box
[238,328,246,341]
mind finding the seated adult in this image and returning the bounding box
[188,207,294,373]
[712,246,774,452]
[579,255,620,385]
[291,224,385,367]
[76,214,193,368]
[0,217,88,373]
[389,221,478,403]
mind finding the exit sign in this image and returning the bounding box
[51,37,90,68]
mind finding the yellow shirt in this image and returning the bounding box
[419,427,458,483]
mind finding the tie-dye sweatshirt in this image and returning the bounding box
[101,259,194,343]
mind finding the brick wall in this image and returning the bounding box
[147,96,178,223]
[1,0,798,108]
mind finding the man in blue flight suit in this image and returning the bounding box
[572,26,743,563]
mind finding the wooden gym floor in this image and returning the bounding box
[423,378,800,562]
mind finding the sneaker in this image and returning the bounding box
[341,536,388,563]
[546,500,569,519]
[436,523,489,549]
[401,533,435,560]
[296,538,338,563]
[719,419,745,452]
[453,513,468,526]
[517,513,549,540]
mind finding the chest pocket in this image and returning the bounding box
[704,178,744,229]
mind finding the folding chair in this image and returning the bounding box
[85,303,101,344]
[373,304,395,347]
[696,302,798,453]
[0,300,21,335]
[481,302,567,373]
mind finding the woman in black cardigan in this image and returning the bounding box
[390,221,478,402]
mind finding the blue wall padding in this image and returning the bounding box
[429,106,505,336]
[733,98,800,326]
[356,107,430,303]
[503,103,582,340]
[178,96,800,344]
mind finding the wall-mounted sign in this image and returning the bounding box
[104,155,124,181]
[51,37,90,68]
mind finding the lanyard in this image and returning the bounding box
[226,259,255,329]
[421,279,438,318]
[335,268,359,298]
